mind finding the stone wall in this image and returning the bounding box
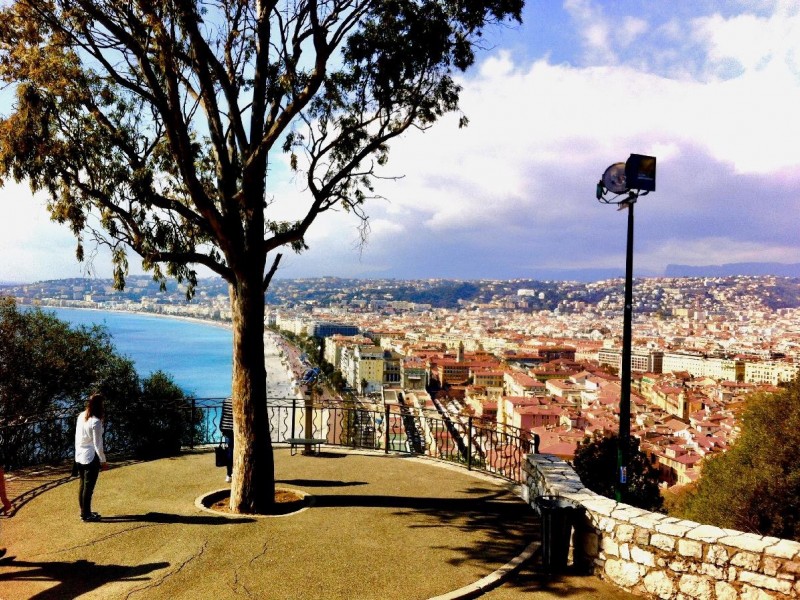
[523,453,800,599]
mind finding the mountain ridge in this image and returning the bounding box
[665,262,800,278]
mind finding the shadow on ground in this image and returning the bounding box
[276,478,368,487]
[99,511,256,524]
[0,557,170,600]
[310,484,539,572]
[482,553,641,599]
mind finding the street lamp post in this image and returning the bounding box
[596,154,656,502]
[618,194,635,501]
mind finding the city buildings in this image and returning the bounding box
[3,273,798,490]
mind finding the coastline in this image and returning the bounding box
[42,304,300,399]
[32,302,234,332]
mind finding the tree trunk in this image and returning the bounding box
[228,272,274,513]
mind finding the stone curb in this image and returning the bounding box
[428,540,540,600]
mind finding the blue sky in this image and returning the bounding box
[1,1,798,283]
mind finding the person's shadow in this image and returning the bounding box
[100,511,255,524]
[0,556,170,600]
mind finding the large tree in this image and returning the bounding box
[0,0,522,512]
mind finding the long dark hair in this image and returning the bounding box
[85,392,105,421]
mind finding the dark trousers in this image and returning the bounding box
[77,455,101,517]
[223,433,234,477]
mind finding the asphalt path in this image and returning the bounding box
[0,449,541,600]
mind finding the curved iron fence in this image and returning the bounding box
[192,397,532,483]
[1,396,532,484]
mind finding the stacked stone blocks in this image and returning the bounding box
[523,453,800,599]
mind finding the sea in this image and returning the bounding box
[41,307,233,399]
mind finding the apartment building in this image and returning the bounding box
[504,371,546,397]
[744,360,800,385]
[662,352,744,382]
[401,357,428,390]
[537,346,577,362]
[354,344,385,394]
[472,370,505,396]
[497,396,548,432]
[323,335,373,371]
[598,347,664,373]
[309,321,359,338]
[383,350,402,387]
[507,402,563,432]
[544,378,584,404]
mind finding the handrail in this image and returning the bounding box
[0,398,532,483]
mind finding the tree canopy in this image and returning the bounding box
[0,297,130,422]
[670,380,800,540]
[0,0,523,513]
[0,0,522,292]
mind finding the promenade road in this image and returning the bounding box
[0,448,637,600]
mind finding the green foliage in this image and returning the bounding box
[672,380,800,540]
[107,371,197,460]
[573,431,664,512]
[0,298,126,422]
[0,299,194,466]
[387,282,482,308]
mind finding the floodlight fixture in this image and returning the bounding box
[596,154,657,203]
[602,162,628,195]
[625,154,656,192]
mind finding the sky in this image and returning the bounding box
[1,1,799,284]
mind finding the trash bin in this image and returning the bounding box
[535,495,576,573]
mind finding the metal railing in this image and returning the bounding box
[189,397,532,483]
[1,397,532,484]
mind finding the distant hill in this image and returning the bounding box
[523,268,627,282]
[665,262,800,278]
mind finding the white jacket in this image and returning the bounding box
[74,410,107,465]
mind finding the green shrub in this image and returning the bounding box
[573,431,664,512]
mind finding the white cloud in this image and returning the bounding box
[692,5,800,77]
[620,17,649,48]
[0,184,88,281]
[347,0,800,276]
[1,2,799,282]
[367,218,405,238]
[563,0,618,64]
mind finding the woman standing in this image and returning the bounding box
[74,392,108,522]
[220,397,234,483]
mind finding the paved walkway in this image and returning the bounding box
[0,448,638,600]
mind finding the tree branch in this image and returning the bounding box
[263,253,282,292]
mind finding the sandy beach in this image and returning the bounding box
[264,329,302,400]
